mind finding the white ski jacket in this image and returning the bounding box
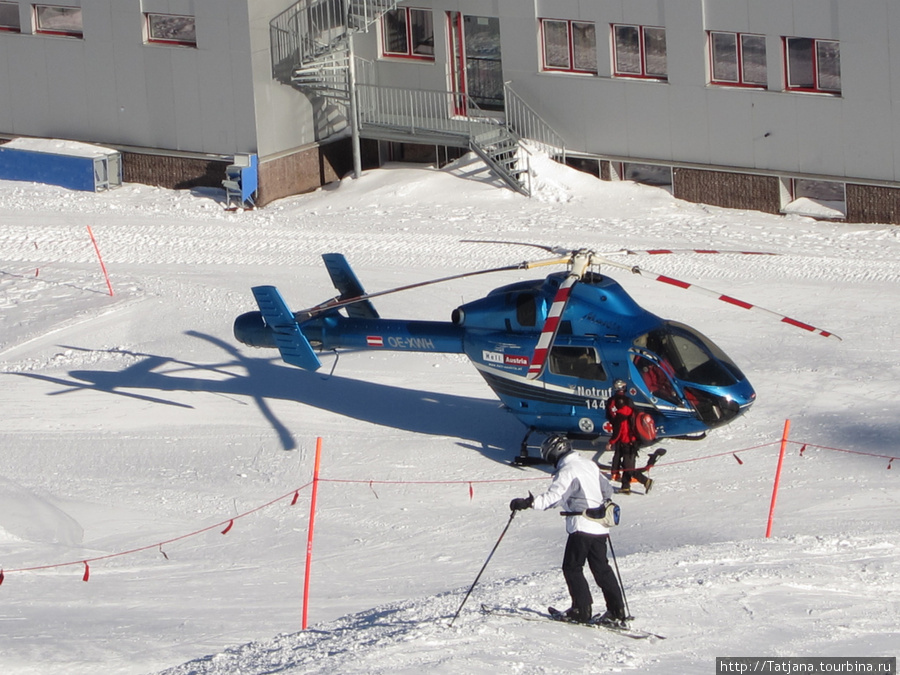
[532,451,614,535]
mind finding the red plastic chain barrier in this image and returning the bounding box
[787,440,897,469]
[1,481,312,582]
[2,431,895,586]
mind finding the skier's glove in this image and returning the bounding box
[509,493,534,511]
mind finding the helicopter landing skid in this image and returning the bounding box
[511,455,547,467]
[513,428,550,467]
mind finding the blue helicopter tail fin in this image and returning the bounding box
[251,285,322,371]
[322,253,379,319]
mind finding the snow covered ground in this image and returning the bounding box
[1,154,898,674]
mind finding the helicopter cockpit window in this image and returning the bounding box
[635,323,744,387]
[548,346,607,381]
[515,293,537,327]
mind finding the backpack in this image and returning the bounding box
[633,411,657,447]
[584,499,621,527]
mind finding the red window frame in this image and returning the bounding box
[380,7,434,61]
[612,24,667,81]
[145,12,197,48]
[784,36,841,94]
[708,31,767,88]
[540,18,597,75]
[33,4,82,38]
[0,1,21,33]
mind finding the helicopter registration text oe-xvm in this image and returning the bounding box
[231,246,837,456]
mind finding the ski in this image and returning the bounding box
[480,604,664,640]
[548,606,666,640]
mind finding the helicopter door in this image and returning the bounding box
[631,351,684,407]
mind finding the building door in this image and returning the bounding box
[448,13,504,115]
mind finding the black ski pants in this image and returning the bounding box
[562,532,624,617]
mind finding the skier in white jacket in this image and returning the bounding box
[510,435,627,625]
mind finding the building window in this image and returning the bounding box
[625,163,673,189]
[709,31,767,87]
[145,13,196,47]
[381,7,433,60]
[33,4,82,37]
[0,2,21,32]
[783,178,846,219]
[785,37,841,93]
[613,24,667,79]
[540,19,597,74]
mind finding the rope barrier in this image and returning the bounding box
[0,436,895,585]
[0,481,313,580]
[786,440,896,469]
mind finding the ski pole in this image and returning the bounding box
[449,510,517,627]
[607,534,631,619]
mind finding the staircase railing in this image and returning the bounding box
[270,0,398,83]
[356,84,531,194]
[357,84,505,138]
[503,82,566,160]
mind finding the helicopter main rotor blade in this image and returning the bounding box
[591,253,841,340]
[526,272,578,378]
[614,248,779,256]
[525,252,594,379]
[460,239,573,255]
[298,257,569,320]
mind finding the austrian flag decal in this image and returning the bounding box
[366,336,384,347]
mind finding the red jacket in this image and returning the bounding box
[609,403,636,445]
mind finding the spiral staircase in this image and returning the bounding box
[269,0,566,196]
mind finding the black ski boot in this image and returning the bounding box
[596,609,629,629]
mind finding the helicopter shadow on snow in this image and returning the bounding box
[14,330,524,463]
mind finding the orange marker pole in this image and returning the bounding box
[87,226,113,296]
[766,420,791,538]
[302,437,323,630]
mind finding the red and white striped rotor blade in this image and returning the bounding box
[614,248,778,256]
[527,273,578,379]
[633,268,841,340]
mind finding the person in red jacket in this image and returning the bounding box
[605,380,652,495]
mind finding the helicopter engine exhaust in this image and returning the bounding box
[233,311,276,348]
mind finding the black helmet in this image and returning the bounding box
[540,434,573,465]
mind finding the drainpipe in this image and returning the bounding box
[347,26,362,179]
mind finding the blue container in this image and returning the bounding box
[0,138,122,192]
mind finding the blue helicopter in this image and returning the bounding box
[233,244,839,462]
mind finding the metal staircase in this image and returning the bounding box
[269,0,566,196]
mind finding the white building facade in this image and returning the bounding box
[2,0,900,221]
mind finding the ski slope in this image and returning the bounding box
[1,154,898,674]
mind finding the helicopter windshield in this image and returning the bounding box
[635,321,746,387]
